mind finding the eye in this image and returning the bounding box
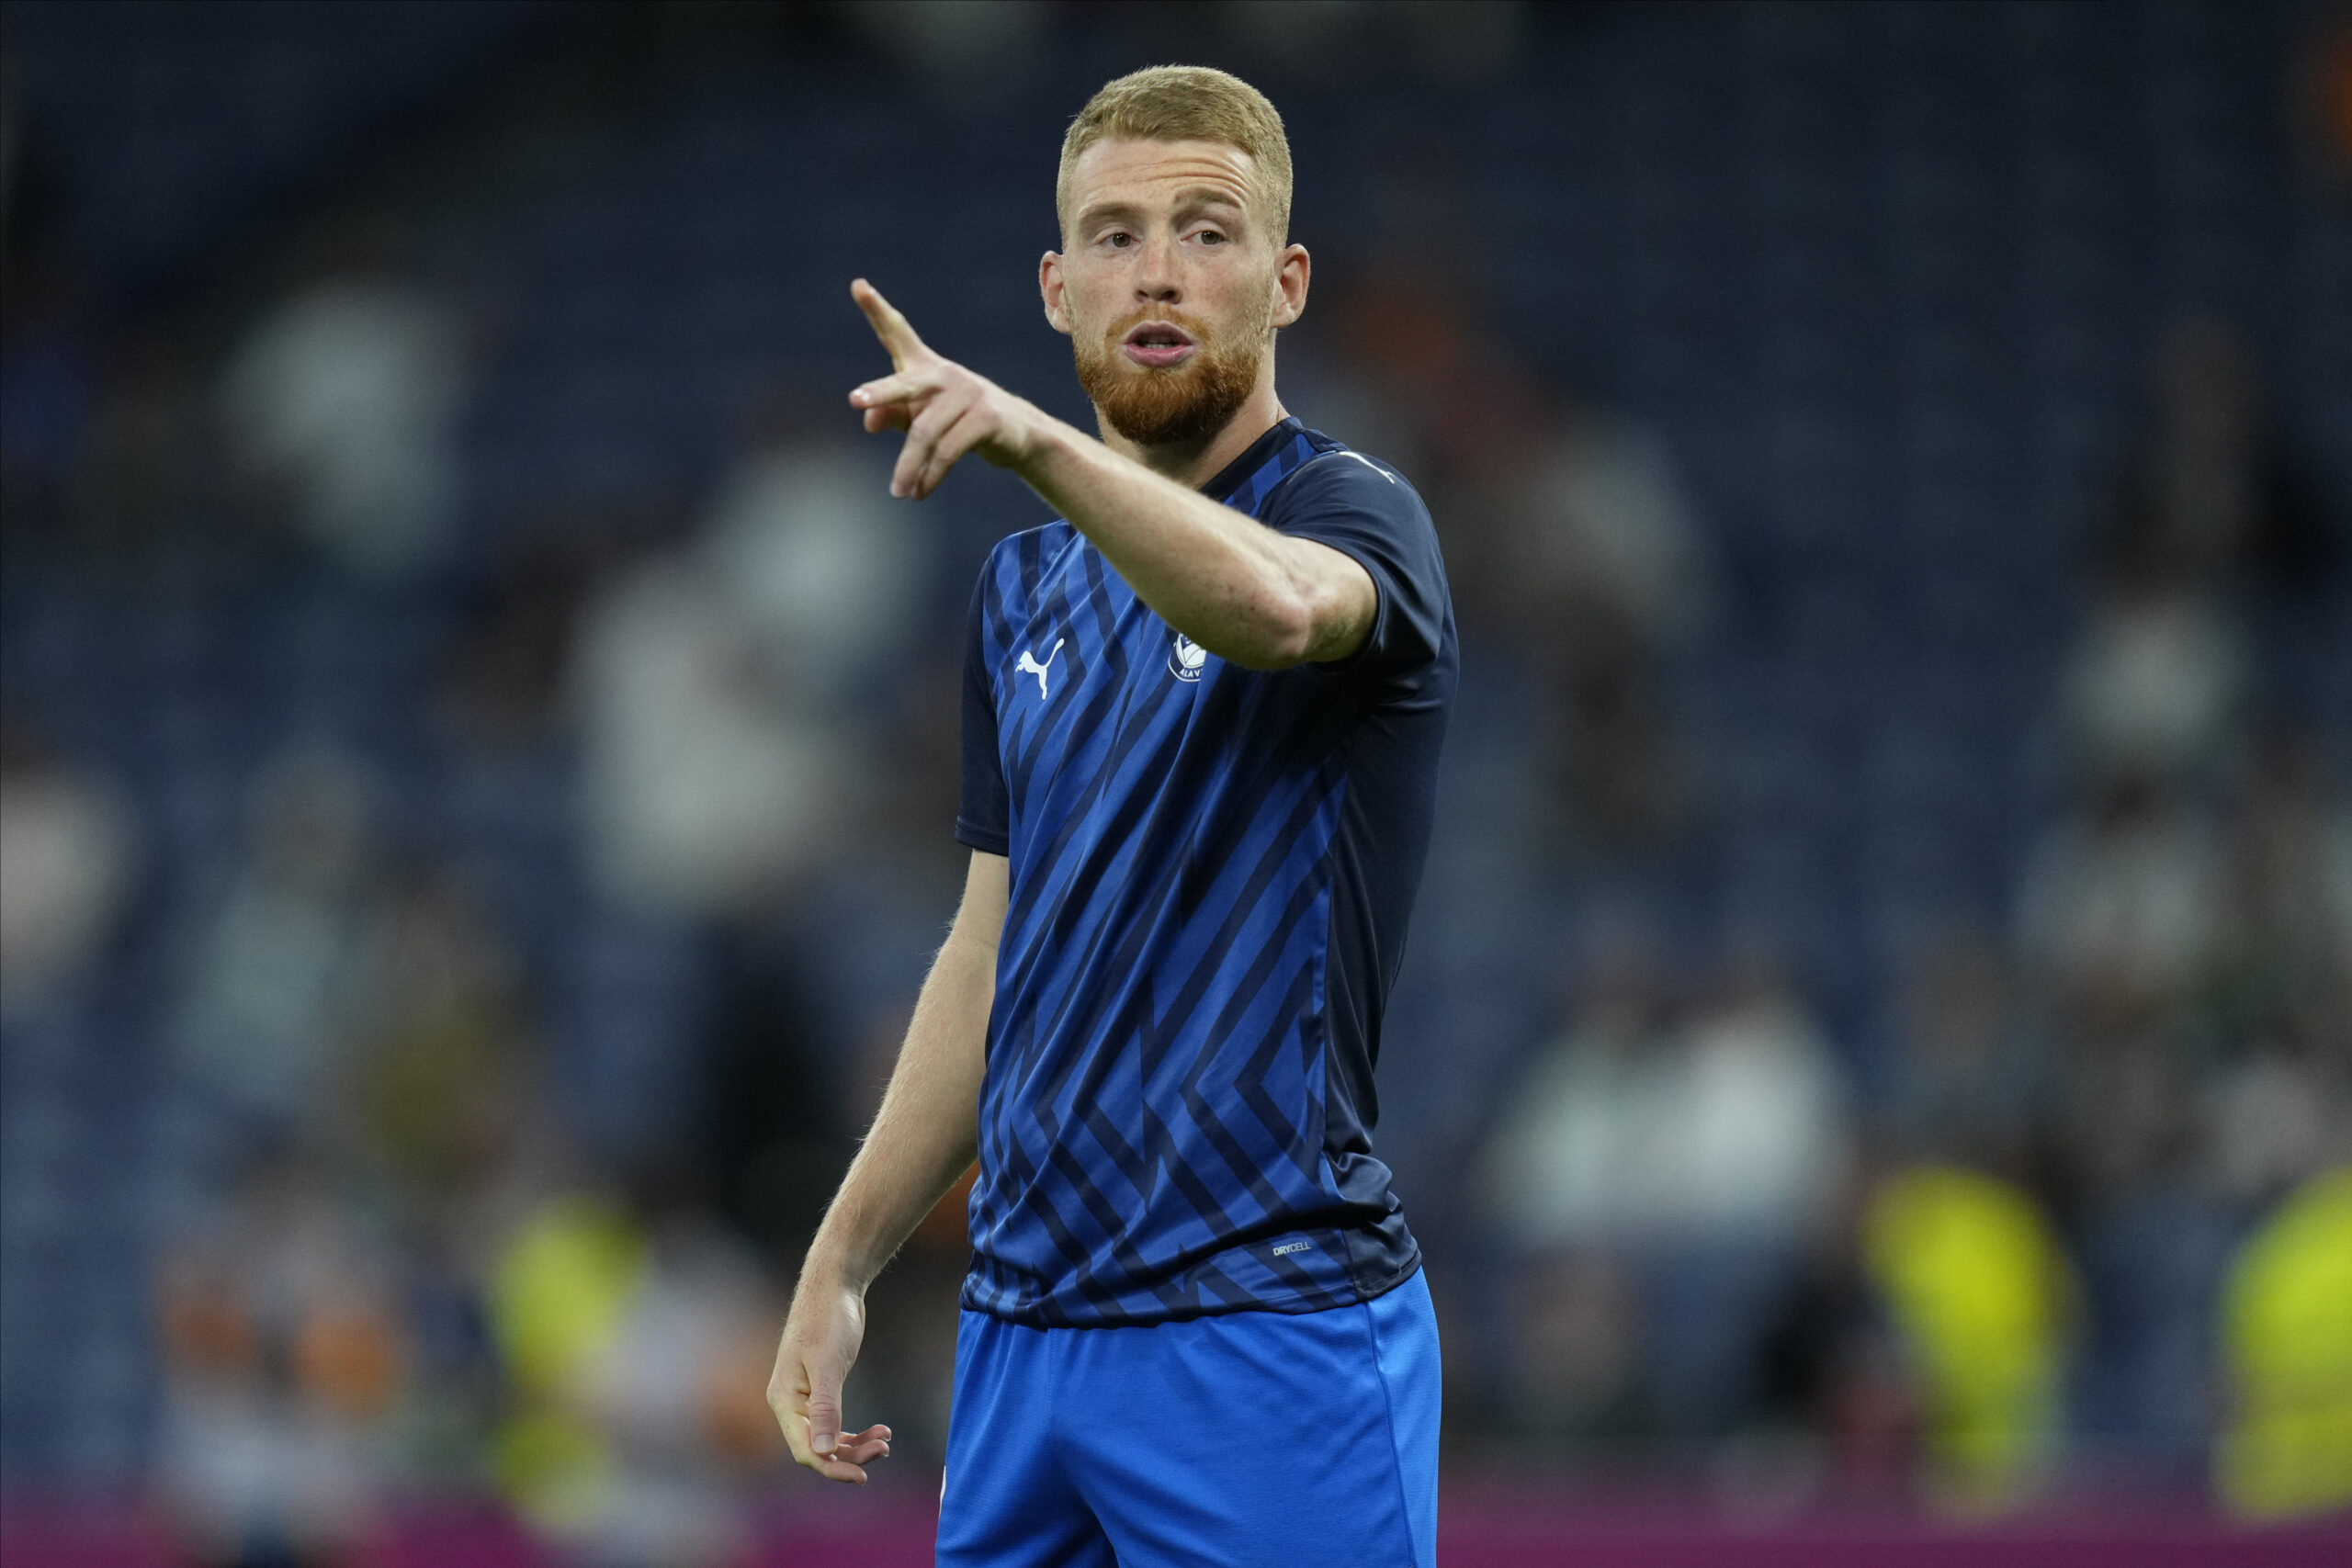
[1103,230,1135,249]
[1195,228,1227,246]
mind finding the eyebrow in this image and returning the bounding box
[1076,187,1251,231]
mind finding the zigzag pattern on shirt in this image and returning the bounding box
[962,420,1412,1326]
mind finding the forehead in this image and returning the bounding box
[1066,137,1261,217]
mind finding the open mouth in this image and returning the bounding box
[1121,321,1197,368]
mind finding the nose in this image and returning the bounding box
[1134,231,1182,305]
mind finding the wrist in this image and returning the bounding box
[1010,406,1083,493]
[796,1240,873,1301]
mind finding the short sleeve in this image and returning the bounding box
[955,565,1011,855]
[1264,450,1450,682]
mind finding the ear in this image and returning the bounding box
[1271,243,1310,331]
[1040,251,1072,336]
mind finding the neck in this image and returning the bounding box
[1096,377,1290,491]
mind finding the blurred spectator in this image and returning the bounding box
[1481,940,1849,1437]
[1483,942,1848,1246]
[1516,406,1714,652]
[344,866,535,1238]
[155,1145,407,1568]
[486,1188,648,1542]
[2203,1041,2347,1212]
[0,713,137,1011]
[2056,580,2248,785]
[2054,1036,2234,1466]
[697,441,925,719]
[485,1168,779,1566]
[571,442,919,919]
[218,220,469,583]
[1862,1166,2071,1517]
[2217,732,2352,1039]
[571,1205,781,1568]
[1645,950,1854,1435]
[1475,934,1667,1441]
[2198,733,2352,1213]
[171,744,388,1133]
[1668,952,1850,1244]
[1516,402,1716,845]
[2016,776,2222,1028]
[2097,317,2333,597]
[1883,931,2050,1178]
[2059,316,2339,792]
[1479,932,1672,1253]
[2015,773,2216,1288]
[2214,1165,2352,1520]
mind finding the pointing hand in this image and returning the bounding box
[848,278,1046,501]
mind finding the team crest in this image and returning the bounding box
[1169,632,1208,682]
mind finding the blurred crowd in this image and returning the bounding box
[1458,310,2352,1517]
[5,4,2351,1564]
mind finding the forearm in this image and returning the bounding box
[801,924,992,1293]
[843,280,1369,665]
[1017,418,1353,668]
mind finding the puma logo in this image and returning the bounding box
[1015,639,1064,698]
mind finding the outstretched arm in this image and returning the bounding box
[767,848,1006,1482]
[847,279,1374,670]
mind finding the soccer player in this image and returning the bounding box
[767,65,1456,1568]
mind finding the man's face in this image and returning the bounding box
[1045,137,1307,446]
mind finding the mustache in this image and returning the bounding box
[1102,307,1214,353]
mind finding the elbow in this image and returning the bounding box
[1227,591,1319,670]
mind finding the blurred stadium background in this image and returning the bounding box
[3,2,2348,1564]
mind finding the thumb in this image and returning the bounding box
[806,1382,844,1456]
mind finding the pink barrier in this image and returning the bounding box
[1438,1518,2351,1567]
[7,1489,2346,1567]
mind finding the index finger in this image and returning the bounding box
[852,278,927,371]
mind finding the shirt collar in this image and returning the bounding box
[1197,416,1306,505]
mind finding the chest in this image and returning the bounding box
[991,558,1221,793]
[984,536,1358,850]
[996,569,1213,705]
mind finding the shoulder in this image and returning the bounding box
[986,518,1079,569]
[1259,434,1443,575]
[1258,432,1453,678]
[1261,436,1431,536]
[977,520,1081,607]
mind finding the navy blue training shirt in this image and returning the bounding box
[956,416,1456,1326]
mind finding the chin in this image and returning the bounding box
[1080,351,1261,447]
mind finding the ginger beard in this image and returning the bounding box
[1072,294,1272,447]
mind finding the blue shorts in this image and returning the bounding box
[936,1269,1439,1568]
